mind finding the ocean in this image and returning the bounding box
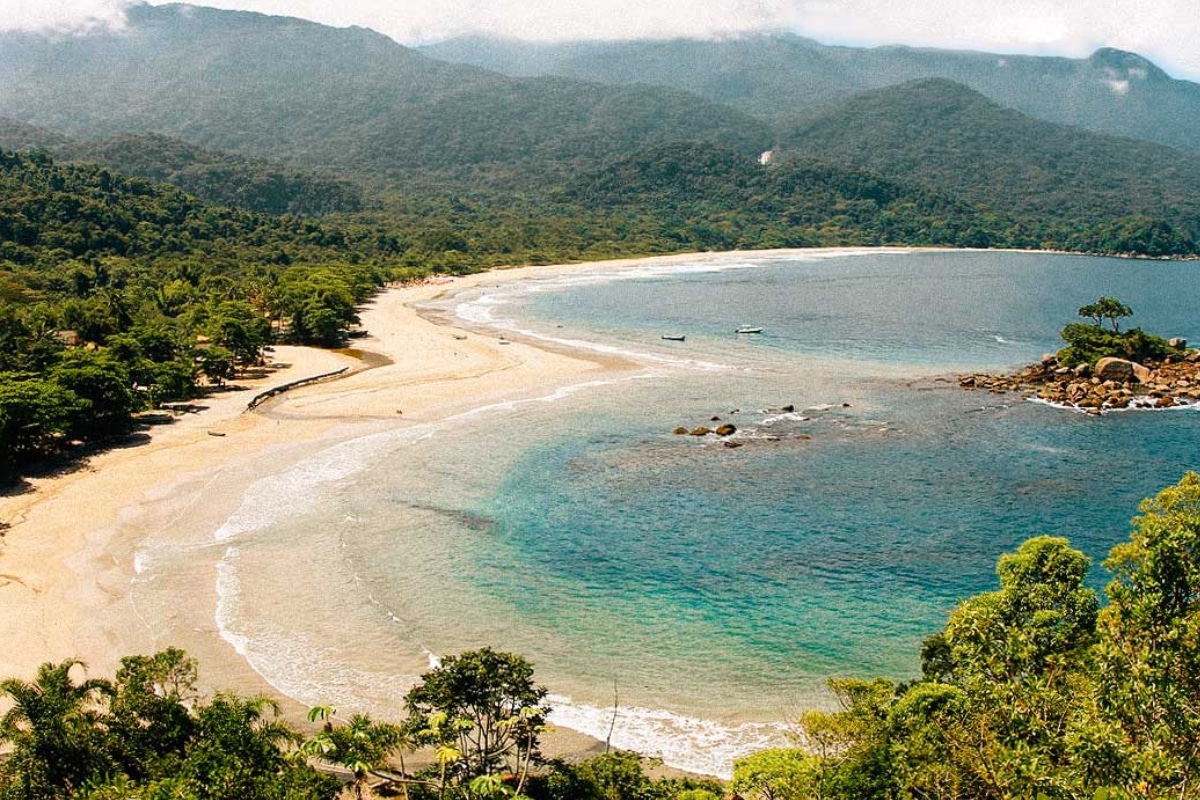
[134,249,1200,776]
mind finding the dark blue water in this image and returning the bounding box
[457,251,1200,715]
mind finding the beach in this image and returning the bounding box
[5,247,1199,778]
[0,259,640,695]
[6,253,781,766]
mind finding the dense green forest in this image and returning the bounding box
[0,149,395,477]
[777,79,1200,251]
[4,473,1200,799]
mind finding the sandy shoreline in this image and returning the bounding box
[3,251,784,757]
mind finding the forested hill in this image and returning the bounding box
[777,79,1200,253]
[15,129,367,216]
[0,3,768,188]
[563,142,1009,250]
[1,3,1199,261]
[422,34,1200,155]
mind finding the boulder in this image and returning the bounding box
[723,440,743,449]
[1170,337,1188,349]
[1073,363,1091,377]
[715,424,737,436]
[689,426,712,436]
[673,427,689,435]
[1095,358,1140,383]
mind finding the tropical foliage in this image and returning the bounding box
[0,149,394,479]
[1056,297,1180,367]
[733,472,1200,800]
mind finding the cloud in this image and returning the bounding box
[0,0,133,32]
[0,0,1197,80]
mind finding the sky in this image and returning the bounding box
[2,0,1198,81]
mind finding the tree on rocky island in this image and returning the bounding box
[1058,295,1179,368]
[1078,296,1133,333]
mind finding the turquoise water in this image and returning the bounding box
[443,250,1199,701]
[157,249,1200,776]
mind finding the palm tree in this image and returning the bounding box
[0,659,115,798]
[302,706,408,800]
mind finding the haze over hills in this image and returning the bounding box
[0,3,768,190]
[0,2,1198,258]
[420,34,1200,155]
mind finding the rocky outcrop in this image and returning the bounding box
[715,424,737,436]
[1094,357,1137,382]
[958,351,1200,414]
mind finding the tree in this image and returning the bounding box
[0,374,85,475]
[1077,297,1133,333]
[1096,472,1200,796]
[174,693,301,800]
[50,349,141,440]
[301,707,407,800]
[107,648,200,780]
[405,648,550,795]
[731,748,820,800]
[206,300,271,367]
[0,660,115,798]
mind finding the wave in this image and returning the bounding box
[215,539,786,777]
[1027,396,1200,414]
[548,694,790,779]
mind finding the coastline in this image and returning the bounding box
[0,244,1128,773]
[0,250,793,761]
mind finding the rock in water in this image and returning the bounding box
[715,424,737,436]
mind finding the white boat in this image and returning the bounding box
[661,334,686,341]
[735,326,763,334]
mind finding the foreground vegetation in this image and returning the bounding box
[3,474,1200,799]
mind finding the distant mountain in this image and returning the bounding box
[0,117,70,151]
[0,122,364,215]
[0,4,769,189]
[421,35,1200,155]
[779,80,1200,231]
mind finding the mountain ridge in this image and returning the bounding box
[420,33,1200,154]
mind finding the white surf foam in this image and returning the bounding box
[548,694,790,779]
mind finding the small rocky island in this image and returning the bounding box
[958,296,1199,414]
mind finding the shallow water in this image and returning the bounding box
[134,249,1200,776]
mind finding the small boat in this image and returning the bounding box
[735,326,763,334]
[661,334,686,342]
